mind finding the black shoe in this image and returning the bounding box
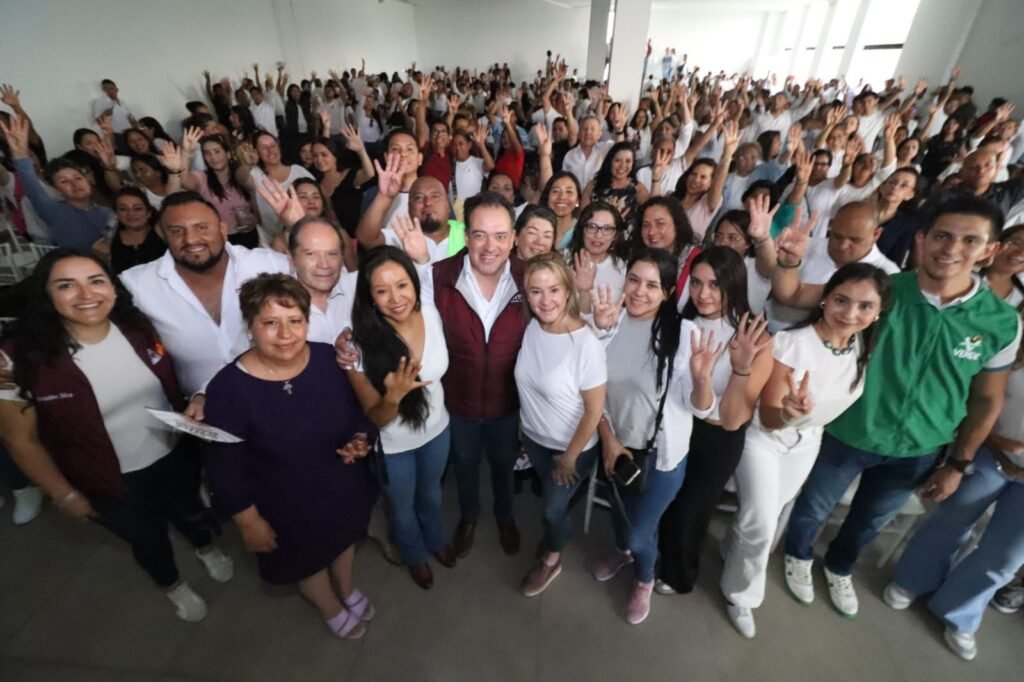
[433,544,457,568]
[409,563,433,590]
[497,519,521,556]
[453,520,476,558]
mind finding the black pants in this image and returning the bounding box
[658,418,747,593]
[0,442,31,490]
[91,442,218,588]
[228,229,260,249]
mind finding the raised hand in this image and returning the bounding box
[722,120,740,151]
[372,151,403,198]
[689,328,725,382]
[651,145,673,182]
[913,77,929,97]
[561,90,576,113]
[532,123,551,157]
[237,141,259,166]
[792,149,813,185]
[318,108,330,136]
[96,110,114,136]
[158,142,185,173]
[746,192,779,242]
[383,356,432,403]
[180,125,203,156]
[728,313,771,373]
[775,205,816,265]
[448,93,460,113]
[95,136,117,169]
[843,135,864,163]
[474,123,489,150]
[257,180,305,227]
[390,213,430,264]
[996,102,1016,123]
[883,112,901,140]
[611,102,628,131]
[573,251,597,293]
[339,124,364,152]
[786,122,803,152]
[951,64,962,81]
[593,284,624,330]
[0,84,21,109]
[782,370,813,422]
[0,114,30,158]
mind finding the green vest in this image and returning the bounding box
[827,272,1019,457]
[446,220,465,257]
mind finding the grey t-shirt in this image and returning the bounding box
[605,315,661,450]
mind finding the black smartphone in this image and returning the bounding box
[613,454,641,486]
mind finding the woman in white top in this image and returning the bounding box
[720,263,890,638]
[667,121,739,241]
[568,201,628,314]
[657,245,775,597]
[348,246,454,591]
[0,251,233,623]
[236,131,314,240]
[708,195,779,315]
[588,248,718,624]
[885,335,1024,662]
[515,254,607,598]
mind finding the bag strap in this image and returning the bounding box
[645,353,675,450]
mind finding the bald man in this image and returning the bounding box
[954,149,1024,217]
[767,201,900,331]
[357,175,464,264]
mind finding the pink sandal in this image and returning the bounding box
[325,608,366,640]
[343,589,376,622]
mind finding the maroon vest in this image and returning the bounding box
[12,323,185,500]
[432,251,527,420]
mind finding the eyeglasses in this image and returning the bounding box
[1005,236,1024,249]
[583,222,617,236]
[431,130,449,137]
[713,231,748,245]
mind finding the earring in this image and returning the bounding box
[819,301,825,308]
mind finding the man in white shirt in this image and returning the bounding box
[90,79,135,133]
[563,115,624,188]
[248,87,279,137]
[854,91,887,152]
[120,192,289,413]
[767,201,899,331]
[753,92,817,137]
[285,216,356,345]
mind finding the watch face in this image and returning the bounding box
[962,462,976,475]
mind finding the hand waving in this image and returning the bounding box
[383,356,432,404]
[158,142,185,173]
[340,124,364,152]
[745,192,779,242]
[593,284,624,330]
[373,151,404,198]
[257,180,305,228]
[0,114,30,158]
[0,84,21,109]
[390,213,430,264]
[573,251,597,293]
[689,328,725,382]
[782,371,813,422]
[775,205,816,265]
[728,313,771,374]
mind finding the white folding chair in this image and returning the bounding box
[583,460,612,534]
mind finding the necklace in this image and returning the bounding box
[254,350,304,395]
[822,338,856,356]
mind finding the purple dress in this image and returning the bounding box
[203,342,378,584]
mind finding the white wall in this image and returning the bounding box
[413,1,590,83]
[647,4,770,76]
[894,0,983,89]
[955,0,1024,110]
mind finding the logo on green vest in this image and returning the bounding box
[953,335,983,361]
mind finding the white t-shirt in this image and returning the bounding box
[636,159,685,196]
[592,255,627,305]
[563,140,614,189]
[250,165,314,236]
[746,257,772,315]
[531,107,560,132]
[515,320,607,451]
[994,367,1024,467]
[90,95,134,133]
[0,326,176,473]
[356,305,449,454]
[306,271,358,345]
[356,104,382,143]
[250,101,279,138]
[693,315,737,422]
[453,156,485,199]
[858,110,886,151]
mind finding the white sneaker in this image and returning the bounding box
[883,582,914,610]
[726,603,756,639]
[823,566,859,617]
[165,582,208,622]
[196,547,234,583]
[654,579,676,595]
[12,486,43,525]
[943,627,977,661]
[784,555,815,605]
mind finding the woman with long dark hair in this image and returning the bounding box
[137,117,174,151]
[656,246,774,598]
[671,121,739,240]
[581,142,649,221]
[567,201,628,313]
[235,130,314,238]
[309,128,374,238]
[720,263,891,639]
[130,152,177,210]
[281,83,314,165]
[539,171,581,250]
[709,196,779,314]
[347,246,455,590]
[589,248,718,624]
[96,186,167,274]
[228,105,258,144]
[0,250,232,623]
[629,195,701,299]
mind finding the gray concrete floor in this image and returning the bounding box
[1,477,1022,682]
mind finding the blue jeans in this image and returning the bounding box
[610,457,687,583]
[893,448,1024,634]
[0,443,31,491]
[449,412,519,523]
[523,436,600,553]
[383,428,451,566]
[784,432,939,575]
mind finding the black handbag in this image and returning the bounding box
[613,355,673,498]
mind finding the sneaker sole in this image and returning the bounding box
[943,630,977,661]
[593,560,633,583]
[828,599,858,619]
[990,602,1021,615]
[784,581,814,606]
[522,565,562,598]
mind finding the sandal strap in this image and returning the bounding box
[325,609,365,639]
[344,589,375,621]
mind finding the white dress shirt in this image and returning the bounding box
[119,243,290,396]
[250,101,279,137]
[419,256,518,342]
[306,271,358,345]
[90,95,134,133]
[563,140,615,189]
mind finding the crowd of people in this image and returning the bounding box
[0,50,1023,661]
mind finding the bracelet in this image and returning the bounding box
[732,368,752,377]
[752,238,769,249]
[777,259,802,269]
[168,170,184,176]
[56,489,81,508]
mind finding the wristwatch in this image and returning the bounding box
[944,457,975,475]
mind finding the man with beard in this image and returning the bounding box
[120,192,289,417]
[357,155,462,264]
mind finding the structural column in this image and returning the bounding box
[787,3,811,77]
[837,0,872,79]
[605,0,654,109]
[809,0,839,79]
[585,0,613,82]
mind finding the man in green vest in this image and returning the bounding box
[781,194,1021,619]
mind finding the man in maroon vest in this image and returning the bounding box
[406,192,527,557]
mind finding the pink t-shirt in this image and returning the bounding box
[191,171,258,234]
[684,197,720,241]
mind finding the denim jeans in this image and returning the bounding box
[523,436,600,553]
[893,447,1024,634]
[784,432,939,575]
[0,443,31,491]
[610,457,687,583]
[449,412,519,523]
[383,428,451,566]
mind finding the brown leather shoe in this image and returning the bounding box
[409,563,433,590]
[433,544,457,568]
[497,519,521,556]
[453,520,476,558]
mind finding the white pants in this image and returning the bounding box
[720,424,823,608]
